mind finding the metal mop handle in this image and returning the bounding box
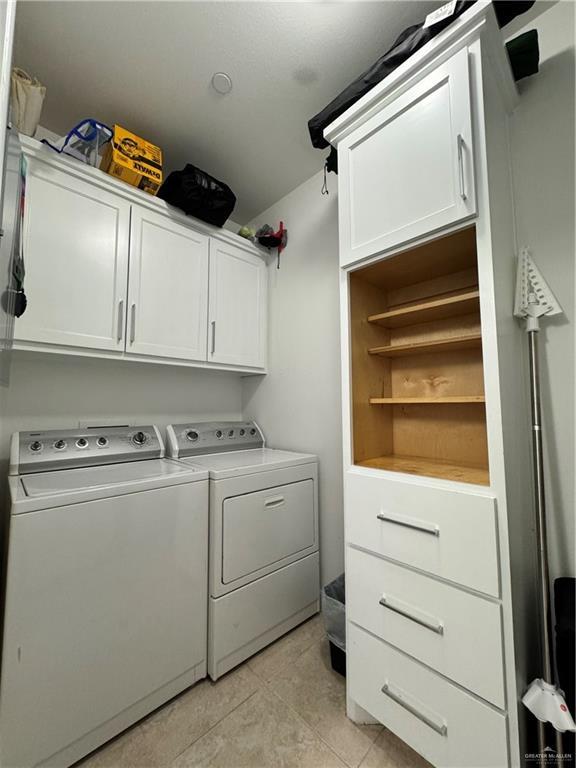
[515,250,571,762]
[528,329,565,765]
[528,329,554,686]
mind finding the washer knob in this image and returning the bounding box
[54,439,66,450]
[215,430,223,439]
[228,429,234,437]
[76,438,88,449]
[239,428,246,436]
[186,430,199,442]
[97,437,108,447]
[132,431,147,446]
[250,428,257,436]
[30,440,42,452]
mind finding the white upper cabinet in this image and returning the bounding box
[15,159,130,352]
[208,240,266,369]
[14,144,267,372]
[127,206,209,361]
[337,47,476,266]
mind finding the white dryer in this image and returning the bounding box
[1,425,209,768]
[166,421,319,680]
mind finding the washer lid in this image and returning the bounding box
[20,459,201,498]
[179,448,317,479]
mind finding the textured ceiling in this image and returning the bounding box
[14,1,441,222]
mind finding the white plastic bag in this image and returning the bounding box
[11,68,46,136]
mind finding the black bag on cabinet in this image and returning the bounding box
[308,0,536,152]
[157,165,236,228]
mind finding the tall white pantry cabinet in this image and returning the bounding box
[326,4,538,768]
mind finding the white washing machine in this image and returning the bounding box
[166,421,319,680]
[0,425,209,768]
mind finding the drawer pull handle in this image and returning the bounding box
[376,512,439,537]
[264,496,286,508]
[379,596,444,635]
[381,682,447,737]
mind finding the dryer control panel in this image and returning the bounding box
[167,421,264,458]
[11,425,164,475]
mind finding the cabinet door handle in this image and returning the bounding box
[211,321,216,354]
[117,300,124,343]
[457,133,467,201]
[379,595,444,635]
[376,512,439,537]
[264,495,286,508]
[130,303,136,344]
[381,682,447,737]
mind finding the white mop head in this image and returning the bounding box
[523,678,576,732]
[514,248,563,326]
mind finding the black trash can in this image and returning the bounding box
[322,574,346,677]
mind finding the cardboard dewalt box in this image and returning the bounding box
[100,125,163,195]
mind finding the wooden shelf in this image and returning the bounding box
[369,396,485,404]
[368,333,482,358]
[350,228,489,486]
[357,454,489,485]
[368,290,480,328]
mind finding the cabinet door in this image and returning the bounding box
[15,159,130,351]
[339,47,476,267]
[208,240,266,368]
[127,206,209,361]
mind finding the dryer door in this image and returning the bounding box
[222,479,316,584]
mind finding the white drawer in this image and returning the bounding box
[222,479,315,584]
[345,471,499,596]
[347,548,505,707]
[348,624,509,768]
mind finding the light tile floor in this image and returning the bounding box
[79,616,431,768]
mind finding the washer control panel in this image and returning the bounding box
[12,425,163,475]
[167,421,264,458]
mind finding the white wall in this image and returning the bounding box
[1,351,243,467]
[507,1,575,580]
[243,170,343,587]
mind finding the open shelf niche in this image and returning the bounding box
[349,226,490,486]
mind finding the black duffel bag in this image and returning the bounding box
[308,0,536,153]
[157,164,236,228]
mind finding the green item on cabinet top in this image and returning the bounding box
[237,226,256,241]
